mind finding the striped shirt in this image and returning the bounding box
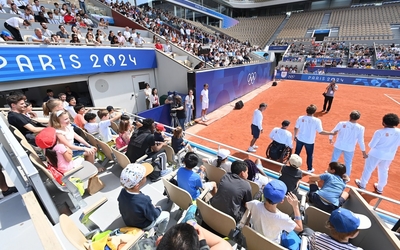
[310,232,362,250]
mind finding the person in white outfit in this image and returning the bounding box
[355,113,400,194]
[268,120,293,160]
[248,103,267,153]
[200,84,209,122]
[330,110,367,178]
[294,104,336,173]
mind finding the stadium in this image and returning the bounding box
[0,0,400,248]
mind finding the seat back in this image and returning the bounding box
[29,153,66,189]
[111,147,131,168]
[196,198,236,237]
[161,144,175,164]
[111,122,119,134]
[342,187,400,250]
[242,225,286,250]
[203,162,226,185]
[85,132,99,149]
[162,177,193,210]
[59,214,87,250]
[246,179,260,199]
[96,138,114,162]
[304,206,330,235]
[21,139,39,158]
[9,125,27,143]
[277,198,295,217]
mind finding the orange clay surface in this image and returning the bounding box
[190,80,400,215]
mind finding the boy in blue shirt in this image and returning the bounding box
[177,152,217,200]
[118,163,170,236]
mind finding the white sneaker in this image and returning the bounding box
[247,147,256,153]
[204,115,208,120]
[201,116,206,122]
[253,145,259,149]
[307,168,315,173]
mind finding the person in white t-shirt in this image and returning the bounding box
[123,26,131,40]
[355,113,400,194]
[200,83,209,122]
[294,104,336,173]
[246,180,302,245]
[97,109,122,144]
[268,120,293,160]
[330,110,367,178]
[248,103,267,153]
[144,83,151,109]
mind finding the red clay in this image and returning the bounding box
[191,80,400,215]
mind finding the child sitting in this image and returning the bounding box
[171,126,192,154]
[154,123,170,143]
[309,207,371,249]
[116,119,131,151]
[73,104,87,129]
[97,109,122,145]
[83,113,99,134]
[35,127,85,174]
[118,163,170,237]
[308,162,349,213]
[177,152,217,200]
[246,180,303,245]
[279,154,303,197]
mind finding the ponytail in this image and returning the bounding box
[216,156,223,168]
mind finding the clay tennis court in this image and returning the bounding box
[189,80,400,214]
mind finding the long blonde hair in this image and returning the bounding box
[43,99,62,116]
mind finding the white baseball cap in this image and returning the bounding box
[289,154,302,168]
[120,163,153,188]
[217,149,230,159]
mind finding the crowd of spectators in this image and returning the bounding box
[347,44,374,69]
[375,44,400,70]
[97,1,261,67]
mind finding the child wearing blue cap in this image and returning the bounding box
[246,179,303,245]
[309,207,371,249]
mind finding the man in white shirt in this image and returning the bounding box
[294,104,336,172]
[53,9,64,23]
[200,83,209,122]
[31,0,41,14]
[248,103,267,153]
[134,32,145,46]
[4,16,31,41]
[330,110,367,178]
[47,11,60,24]
[268,120,293,160]
[355,113,400,194]
[83,14,94,27]
[19,7,34,22]
[40,22,53,37]
[31,28,50,44]
[123,26,131,40]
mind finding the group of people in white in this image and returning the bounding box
[249,101,400,195]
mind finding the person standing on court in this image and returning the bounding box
[4,17,31,41]
[200,83,209,122]
[329,110,367,178]
[294,104,336,173]
[355,113,400,194]
[322,79,338,113]
[248,103,267,153]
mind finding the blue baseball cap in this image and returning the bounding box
[329,208,371,233]
[263,180,287,204]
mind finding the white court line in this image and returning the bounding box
[384,94,400,106]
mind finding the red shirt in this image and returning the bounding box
[155,43,163,50]
[64,15,75,24]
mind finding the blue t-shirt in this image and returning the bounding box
[316,173,346,206]
[177,167,202,200]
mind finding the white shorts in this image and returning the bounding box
[202,101,209,110]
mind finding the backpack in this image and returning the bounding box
[147,160,161,182]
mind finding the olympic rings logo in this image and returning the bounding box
[247,72,257,85]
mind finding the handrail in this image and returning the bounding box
[125,111,400,219]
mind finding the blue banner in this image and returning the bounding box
[269,46,289,51]
[166,0,238,28]
[0,47,157,82]
[306,66,400,77]
[305,58,342,63]
[276,71,400,88]
[194,62,273,118]
[314,29,330,34]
